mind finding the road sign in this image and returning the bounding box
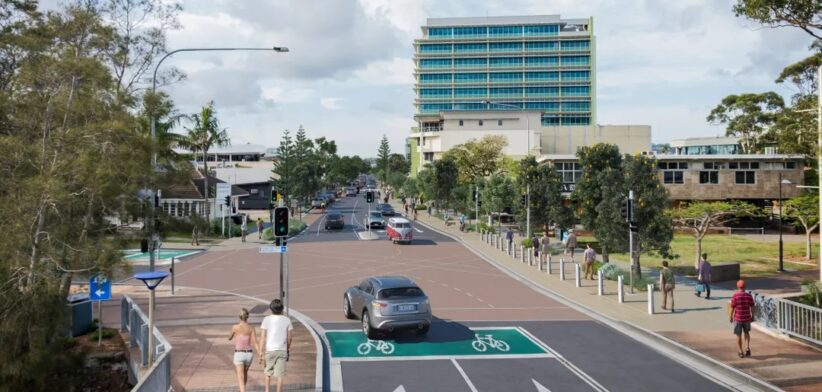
[259,245,288,254]
[89,274,112,301]
[215,182,231,201]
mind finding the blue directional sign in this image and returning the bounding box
[259,245,288,254]
[89,274,112,301]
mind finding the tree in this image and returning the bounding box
[443,135,508,183]
[707,92,785,154]
[293,126,318,205]
[272,129,295,204]
[771,42,820,158]
[432,158,459,211]
[670,201,760,266]
[388,153,409,175]
[784,193,820,259]
[519,158,573,234]
[376,134,390,184]
[182,101,229,224]
[622,154,674,275]
[733,0,822,40]
[573,144,625,262]
[481,173,516,227]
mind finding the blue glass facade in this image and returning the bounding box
[415,17,594,126]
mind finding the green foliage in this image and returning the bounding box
[574,144,626,254]
[597,263,656,291]
[476,222,494,233]
[376,135,391,184]
[733,0,822,40]
[623,154,674,260]
[798,279,822,308]
[388,153,409,175]
[670,201,760,263]
[182,101,230,223]
[706,92,785,153]
[432,158,459,209]
[385,171,407,192]
[518,157,574,235]
[415,204,428,211]
[442,135,508,183]
[481,173,516,220]
[402,177,419,197]
[521,238,533,248]
[784,193,820,259]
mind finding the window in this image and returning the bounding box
[659,162,688,170]
[419,88,451,98]
[525,101,559,111]
[453,26,487,37]
[561,101,590,112]
[455,43,487,53]
[489,57,522,67]
[699,171,719,184]
[459,120,463,126]
[489,25,522,37]
[525,41,558,51]
[423,152,434,161]
[561,55,590,66]
[478,120,483,126]
[454,58,487,68]
[542,116,560,126]
[454,88,486,98]
[490,72,522,82]
[525,87,558,97]
[525,56,558,67]
[454,73,486,83]
[728,161,759,170]
[786,161,796,169]
[525,71,559,82]
[561,86,590,97]
[428,27,452,38]
[489,87,522,97]
[419,44,451,53]
[498,120,503,126]
[663,171,684,184]
[561,40,590,50]
[554,162,582,183]
[489,42,522,52]
[560,71,590,81]
[419,73,452,84]
[703,162,724,170]
[735,171,756,184]
[524,24,559,36]
[420,59,451,69]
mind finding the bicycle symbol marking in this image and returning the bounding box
[471,334,510,352]
[357,339,395,355]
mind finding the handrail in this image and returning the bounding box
[121,295,173,392]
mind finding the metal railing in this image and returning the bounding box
[753,292,822,347]
[120,295,173,392]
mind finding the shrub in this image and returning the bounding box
[476,222,493,233]
[415,204,427,211]
[521,238,533,248]
[799,279,822,308]
[596,263,656,291]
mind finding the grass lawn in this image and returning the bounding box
[580,234,819,277]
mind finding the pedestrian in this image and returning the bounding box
[730,280,755,358]
[191,224,200,246]
[540,232,550,264]
[459,214,466,232]
[404,202,409,215]
[532,234,540,258]
[427,204,432,216]
[506,227,514,250]
[563,229,577,262]
[256,217,264,240]
[583,243,596,280]
[229,308,259,392]
[659,260,675,312]
[696,252,712,299]
[259,299,293,392]
[241,216,248,243]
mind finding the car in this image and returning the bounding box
[323,192,336,203]
[345,187,356,197]
[365,211,385,229]
[325,213,345,230]
[343,276,431,338]
[311,198,324,208]
[377,203,396,216]
[386,217,413,244]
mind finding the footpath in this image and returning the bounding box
[110,211,325,391]
[401,206,822,392]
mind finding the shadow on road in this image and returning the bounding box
[388,317,475,343]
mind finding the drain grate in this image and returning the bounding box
[249,304,269,314]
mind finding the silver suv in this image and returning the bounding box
[365,211,385,229]
[343,276,431,338]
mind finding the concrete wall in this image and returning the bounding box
[539,125,650,155]
[662,168,804,201]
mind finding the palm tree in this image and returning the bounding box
[183,101,230,224]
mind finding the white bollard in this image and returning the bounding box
[618,275,624,303]
[538,252,543,271]
[575,263,581,287]
[496,236,501,249]
[508,242,512,256]
[547,254,552,275]
[647,284,655,315]
[597,270,604,296]
[521,246,525,263]
[528,251,533,266]
[559,259,566,281]
[481,230,485,241]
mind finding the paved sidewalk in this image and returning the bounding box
[213,211,324,251]
[104,285,317,391]
[400,205,822,391]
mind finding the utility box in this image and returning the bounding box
[66,293,92,337]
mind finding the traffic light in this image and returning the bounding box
[620,200,629,221]
[477,200,482,207]
[273,207,289,237]
[224,195,231,206]
[271,188,277,204]
[366,191,374,203]
[140,238,149,253]
[520,194,527,205]
[472,189,478,201]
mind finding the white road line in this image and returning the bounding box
[453,287,462,292]
[451,359,479,392]
[476,298,485,302]
[517,327,608,392]
[413,226,424,233]
[316,215,327,236]
[466,292,473,297]
[441,283,449,287]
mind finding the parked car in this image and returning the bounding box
[325,213,345,230]
[311,198,324,208]
[345,187,356,197]
[365,211,385,229]
[377,203,396,216]
[386,217,413,244]
[343,276,431,338]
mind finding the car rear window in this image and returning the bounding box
[328,214,342,219]
[379,287,423,299]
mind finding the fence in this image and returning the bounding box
[120,295,173,392]
[753,292,822,347]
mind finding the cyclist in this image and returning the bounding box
[320,201,325,214]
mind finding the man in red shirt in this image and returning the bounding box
[730,280,755,358]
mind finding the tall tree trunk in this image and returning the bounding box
[695,234,703,269]
[203,146,210,224]
[601,244,609,263]
[26,203,47,288]
[807,230,812,260]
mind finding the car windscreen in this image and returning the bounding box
[369,212,383,218]
[378,287,424,299]
[393,222,409,228]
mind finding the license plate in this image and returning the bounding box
[396,304,416,312]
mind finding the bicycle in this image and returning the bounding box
[471,334,510,352]
[357,339,395,355]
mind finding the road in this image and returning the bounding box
[165,194,730,392]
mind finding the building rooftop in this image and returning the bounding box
[426,15,588,27]
[670,136,740,147]
[536,153,805,163]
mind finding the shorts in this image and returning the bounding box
[733,321,751,336]
[264,350,288,378]
[233,351,253,366]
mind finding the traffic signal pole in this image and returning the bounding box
[628,190,635,294]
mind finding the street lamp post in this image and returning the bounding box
[484,100,532,238]
[778,173,792,272]
[134,271,169,368]
[147,46,288,272]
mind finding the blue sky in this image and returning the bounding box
[93,0,820,156]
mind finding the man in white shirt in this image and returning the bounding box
[258,299,293,392]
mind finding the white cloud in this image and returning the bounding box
[320,97,344,110]
[261,87,315,104]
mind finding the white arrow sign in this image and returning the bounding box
[95,289,106,297]
[532,379,552,392]
[392,386,406,392]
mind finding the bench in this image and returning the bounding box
[711,263,740,282]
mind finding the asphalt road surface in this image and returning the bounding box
[163,194,730,392]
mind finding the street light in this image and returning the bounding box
[147,46,289,272]
[778,173,792,272]
[133,271,169,368]
[483,100,533,238]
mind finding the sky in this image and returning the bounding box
[47,0,817,156]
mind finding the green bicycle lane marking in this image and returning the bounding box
[326,327,551,360]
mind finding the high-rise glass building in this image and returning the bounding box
[414,15,595,128]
